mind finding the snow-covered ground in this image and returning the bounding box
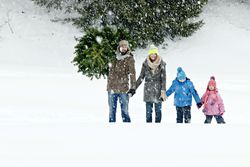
[0,0,250,166]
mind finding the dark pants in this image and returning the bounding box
[146,102,162,123]
[176,106,191,123]
[108,92,131,123]
[205,115,226,124]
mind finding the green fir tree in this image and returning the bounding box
[33,0,208,79]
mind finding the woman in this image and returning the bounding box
[136,45,166,123]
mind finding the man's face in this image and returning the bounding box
[119,45,128,53]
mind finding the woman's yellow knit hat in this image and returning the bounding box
[148,44,159,55]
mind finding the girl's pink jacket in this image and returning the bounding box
[201,90,225,116]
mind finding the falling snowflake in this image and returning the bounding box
[108,63,112,68]
[108,10,113,16]
[96,36,103,44]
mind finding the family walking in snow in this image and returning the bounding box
[107,40,226,124]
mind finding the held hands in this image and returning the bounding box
[127,89,136,97]
[197,102,203,109]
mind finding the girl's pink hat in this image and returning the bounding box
[207,76,216,88]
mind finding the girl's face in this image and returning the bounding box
[149,54,157,61]
[209,85,215,91]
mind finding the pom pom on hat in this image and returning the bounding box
[208,76,217,89]
[177,67,183,73]
[210,76,215,80]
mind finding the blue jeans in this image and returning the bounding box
[146,102,162,123]
[108,92,131,122]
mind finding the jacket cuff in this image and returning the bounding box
[131,85,136,90]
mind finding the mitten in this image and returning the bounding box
[197,102,203,109]
[219,111,224,116]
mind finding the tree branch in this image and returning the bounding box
[6,10,14,34]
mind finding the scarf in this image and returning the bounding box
[147,55,162,74]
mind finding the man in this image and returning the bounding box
[107,40,136,122]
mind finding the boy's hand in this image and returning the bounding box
[197,102,202,109]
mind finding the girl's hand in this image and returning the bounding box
[219,111,224,116]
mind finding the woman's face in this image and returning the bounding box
[149,54,157,61]
[209,85,215,91]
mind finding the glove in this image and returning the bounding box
[127,89,136,97]
[197,102,202,109]
[219,111,224,116]
[159,91,167,101]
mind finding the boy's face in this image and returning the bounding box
[209,85,215,90]
[179,79,186,82]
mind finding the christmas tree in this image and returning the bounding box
[73,27,136,79]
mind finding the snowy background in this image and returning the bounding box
[0,0,250,166]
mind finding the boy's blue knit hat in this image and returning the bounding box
[177,67,186,81]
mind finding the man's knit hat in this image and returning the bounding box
[119,40,129,48]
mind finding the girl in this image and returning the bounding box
[201,76,226,124]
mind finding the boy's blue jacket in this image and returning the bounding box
[166,78,201,107]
